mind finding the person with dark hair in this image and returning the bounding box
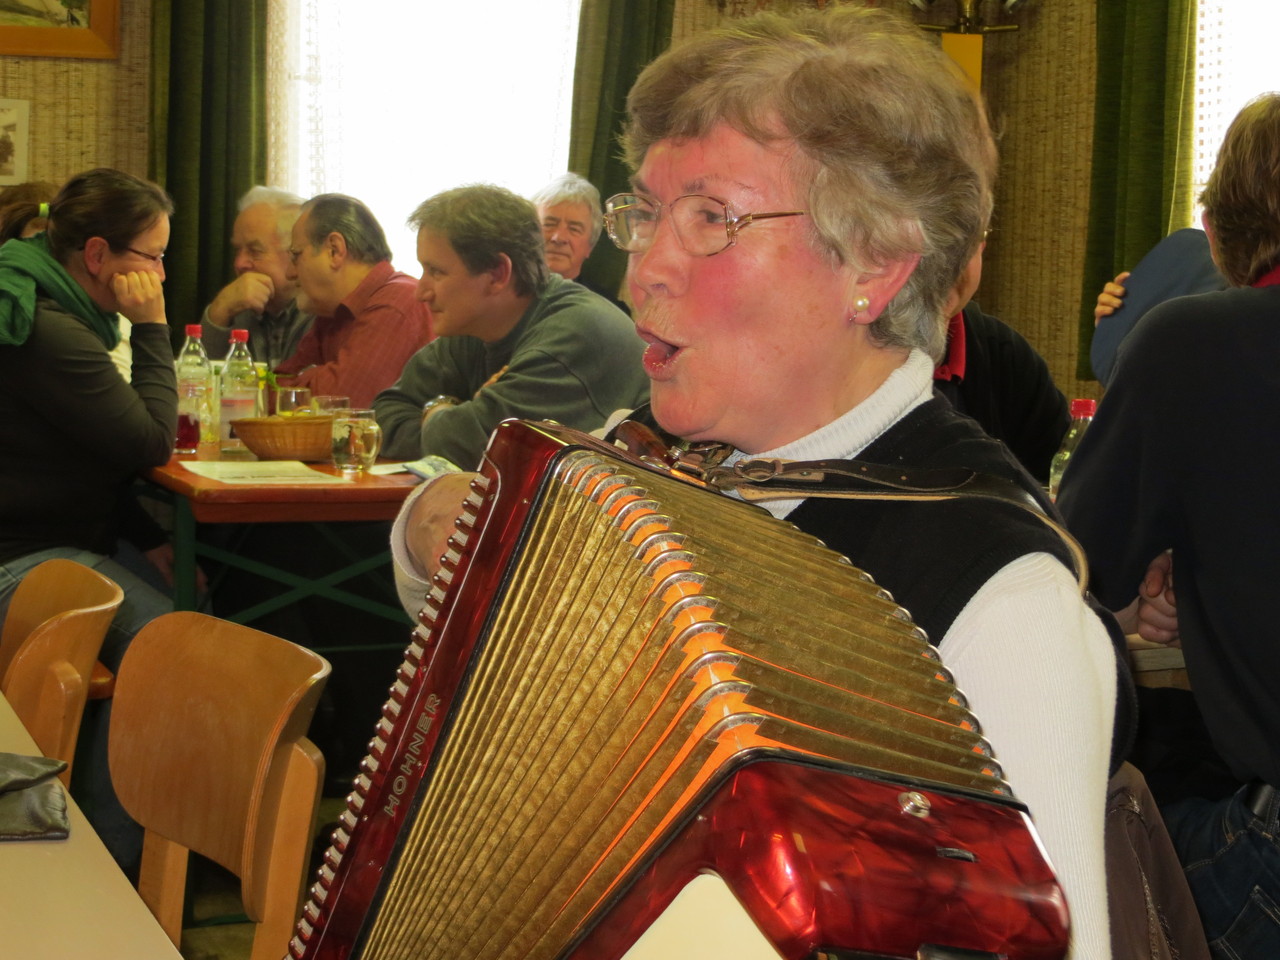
[0,179,60,244]
[934,244,1069,483]
[2,178,138,382]
[200,185,314,366]
[1060,93,1280,958]
[373,183,647,469]
[0,166,177,872]
[275,192,432,406]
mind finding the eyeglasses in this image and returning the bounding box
[125,246,165,264]
[603,193,806,257]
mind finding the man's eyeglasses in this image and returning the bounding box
[603,193,805,257]
[125,246,165,264]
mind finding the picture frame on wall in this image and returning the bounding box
[0,1,119,59]
[0,100,32,186]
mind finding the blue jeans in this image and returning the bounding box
[1162,785,1280,959]
[0,546,173,876]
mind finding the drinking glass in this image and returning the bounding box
[312,395,352,414]
[273,386,312,417]
[176,382,216,453]
[332,409,382,473]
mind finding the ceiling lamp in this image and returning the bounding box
[910,0,1033,35]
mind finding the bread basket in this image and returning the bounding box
[230,414,334,461]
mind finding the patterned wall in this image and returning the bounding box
[672,0,1101,401]
[0,0,152,186]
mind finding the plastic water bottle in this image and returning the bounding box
[219,328,260,453]
[175,324,215,453]
[1048,398,1097,501]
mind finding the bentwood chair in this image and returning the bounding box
[108,611,331,960]
[0,558,123,784]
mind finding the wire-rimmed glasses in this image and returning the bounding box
[603,193,805,257]
[125,246,166,264]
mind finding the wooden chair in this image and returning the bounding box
[108,611,331,960]
[0,558,124,784]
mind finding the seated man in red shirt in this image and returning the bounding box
[276,193,433,406]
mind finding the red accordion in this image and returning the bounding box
[290,419,1069,960]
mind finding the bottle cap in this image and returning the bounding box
[1069,398,1097,418]
[230,328,249,343]
[184,324,201,337]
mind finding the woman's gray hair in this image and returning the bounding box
[531,173,604,245]
[300,193,392,265]
[622,4,996,361]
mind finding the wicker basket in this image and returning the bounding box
[230,415,334,461]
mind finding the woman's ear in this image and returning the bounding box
[850,254,920,325]
[82,236,109,278]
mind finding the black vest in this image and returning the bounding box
[615,398,1137,774]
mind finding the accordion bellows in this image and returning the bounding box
[292,420,1069,960]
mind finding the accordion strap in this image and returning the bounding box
[611,419,1088,593]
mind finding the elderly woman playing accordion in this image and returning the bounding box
[394,7,1123,958]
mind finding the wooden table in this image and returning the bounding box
[145,454,420,632]
[1129,638,1190,690]
[0,693,182,958]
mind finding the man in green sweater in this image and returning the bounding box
[374,184,648,469]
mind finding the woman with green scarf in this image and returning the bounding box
[0,167,176,874]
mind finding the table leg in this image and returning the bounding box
[171,497,198,611]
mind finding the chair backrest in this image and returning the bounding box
[0,558,124,781]
[108,611,331,960]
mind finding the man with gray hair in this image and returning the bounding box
[374,183,647,470]
[201,185,314,366]
[276,193,433,407]
[531,172,602,283]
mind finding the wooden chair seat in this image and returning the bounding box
[0,558,124,783]
[108,611,331,960]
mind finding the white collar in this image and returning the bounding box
[725,348,934,518]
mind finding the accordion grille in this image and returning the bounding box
[355,447,1005,960]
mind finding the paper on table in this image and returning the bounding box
[368,456,461,481]
[178,461,354,484]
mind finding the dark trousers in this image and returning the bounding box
[1161,785,1280,959]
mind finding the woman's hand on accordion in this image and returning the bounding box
[405,471,481,579]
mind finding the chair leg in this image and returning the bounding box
[248,739,325,960]
[137,830,190,947]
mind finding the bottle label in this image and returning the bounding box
[220,395,257,442]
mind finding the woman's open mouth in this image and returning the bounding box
[640,331,680,378]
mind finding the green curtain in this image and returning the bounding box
[1076,0,1196,377]
[569,0,675,301]
[150,0,268,348]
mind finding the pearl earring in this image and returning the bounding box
[850,296,870,319]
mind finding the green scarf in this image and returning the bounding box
[0,234,121,349]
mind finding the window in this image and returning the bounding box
[266,1,582,272]
[1192,4,1280,224]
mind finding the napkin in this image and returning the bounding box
[0,752,69,840]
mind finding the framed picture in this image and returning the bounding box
[0,100,31,186]
[0,1,119,59]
